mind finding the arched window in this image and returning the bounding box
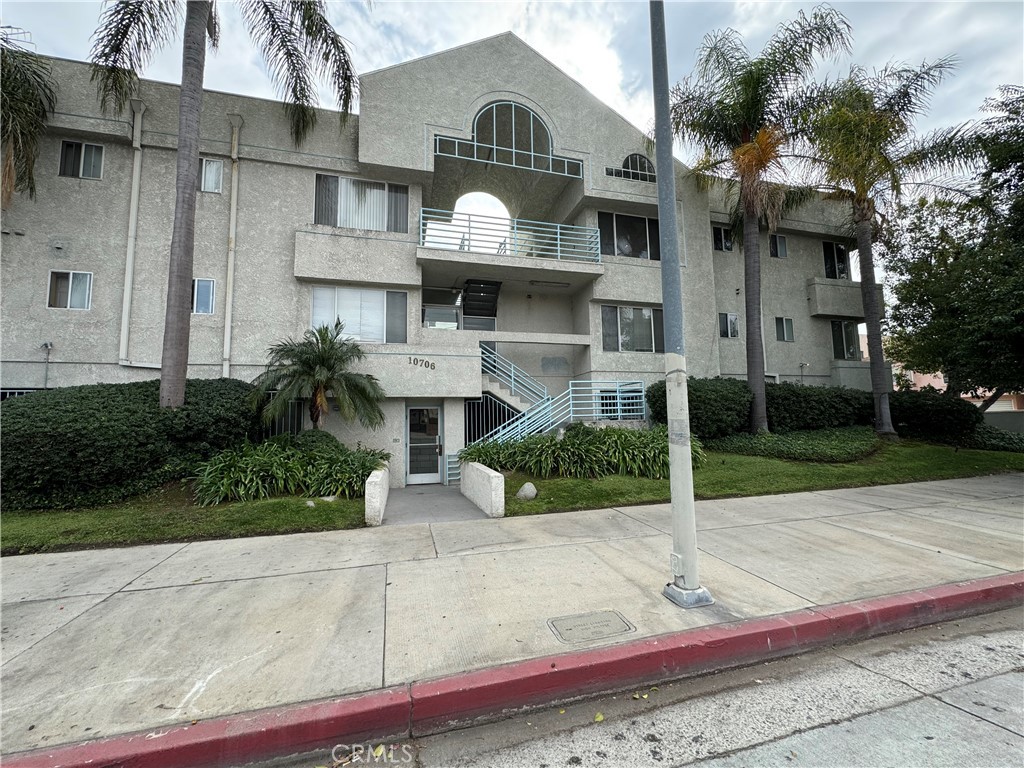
[473,101,552,170]
[605,153,656,183]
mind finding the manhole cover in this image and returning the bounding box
[547,610,635,644]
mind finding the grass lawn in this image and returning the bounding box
[0,482,364,556]
[505,440,1024,516]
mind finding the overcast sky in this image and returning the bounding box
[4,0,1022,164]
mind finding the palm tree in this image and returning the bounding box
[91,1,358,408]
[1,27,57,207]
[803,58,965,436]
[669,6,851,432]
[252,321,386,430]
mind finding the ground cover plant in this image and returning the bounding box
[705,426,880,462]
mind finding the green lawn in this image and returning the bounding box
[0,482,364,556]
[505,441,1024,516]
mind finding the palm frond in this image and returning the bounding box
[761,5,852,86]
[0,31,57,203]
[89,0,183,114]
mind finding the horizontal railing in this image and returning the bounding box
[420,208,601,263]
[481,344,548,405]
[434,135,584,178]
[479,380,646,443]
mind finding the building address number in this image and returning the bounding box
[408,356,436,370]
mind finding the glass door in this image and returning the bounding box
[407,406,442,484]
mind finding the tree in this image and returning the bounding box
[669,5,851,432]
[1,27,57,207]
[251,322,386,430]
[882,86,1024,408]
[803,58,967,436]
[91,1,358,408]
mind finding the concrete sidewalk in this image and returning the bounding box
[2,474,1022,760]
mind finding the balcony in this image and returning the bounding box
[806,278,866,319]
[417,209,603,288]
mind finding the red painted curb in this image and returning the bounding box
[3,687,410,768]
[6,573,1022,768]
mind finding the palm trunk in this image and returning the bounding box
[159,1,210,408]
[743,196,768,433]
[854,198,896,436]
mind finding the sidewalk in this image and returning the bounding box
[2,474,1022,763]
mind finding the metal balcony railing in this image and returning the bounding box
[420,208,601,263]
[434,135,584,178]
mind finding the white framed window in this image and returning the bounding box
[831,320,860,360]
[770,233,788,258]
[775,316,795,342]
[192,278,215,314]
[314,174,409,233]
[718,312,739,338]
[312,285,408,343]
[712,225,733,252]
[48,270,92,309]
[601,305,665,352]
[199,158,223,193]
[598,212,660,260]
[59,141,103,180]
[823,241,850,279]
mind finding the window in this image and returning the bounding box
[605,154,656,183]
[48,270,92,309]
[718,312,739,338]
[823,241,850,279]
[775,316,795,342]
[770,234,788,258]
[831,320,860,360]
[199,158,223,193]
[59,141,103,179]
[598,212,660,260]
[314,174,409,233]
[192,278,215,314]
[312,286,407,343]
[601,305,665,352]
[712,226,733,252]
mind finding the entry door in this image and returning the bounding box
[407,406,442,484]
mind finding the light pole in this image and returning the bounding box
[650,0,714,609]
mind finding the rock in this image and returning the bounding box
[516,482,537,500]
[305,500,316,508]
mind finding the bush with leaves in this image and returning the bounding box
[765,382,872,433]
[962,423,1024,453]
[889,389,984,443]
[1,378,260,510]
[458,425,705,479]
[193,438,389,506]
[646,377,752,439]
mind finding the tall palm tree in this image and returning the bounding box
[803,58,965,436]
[1,27,57,207]
[91,1,358,408]
[252,321,386,430]
[669,6,851,432]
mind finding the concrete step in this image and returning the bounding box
[480,373,534,413]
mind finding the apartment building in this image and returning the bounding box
[0,33,879,487]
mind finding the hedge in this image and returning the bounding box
[1,379,261,510]
[645,377,751,439]
[765,381,872,433]
[890,389,983,443]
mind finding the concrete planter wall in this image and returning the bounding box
[364,464,390,526]
[460,462,505,518]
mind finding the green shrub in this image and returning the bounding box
[765,382,872,433]
[646,377,752,439]
[962,423,1024,453]
[458,425,705,479]
[193,439,389,505]
[1,379,260,510]
[293,429,342,453]
[707,426,880,463]
[889,390,983,443]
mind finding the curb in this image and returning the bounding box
[7,572,1022,768]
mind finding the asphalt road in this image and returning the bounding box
[255,608,1023,768]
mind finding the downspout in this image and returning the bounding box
[221,114,243,377]
[119,99,146,366]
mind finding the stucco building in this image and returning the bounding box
[1,33,879,486]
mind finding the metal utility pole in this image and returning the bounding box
[650,0,714,609]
